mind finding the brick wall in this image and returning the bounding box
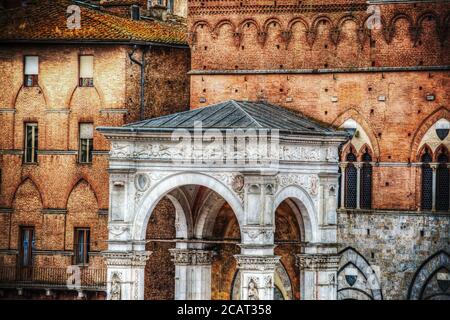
[0,42,190,298]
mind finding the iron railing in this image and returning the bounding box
[0,266,106,291]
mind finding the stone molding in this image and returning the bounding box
[169,249,213,266]
[103,251,151,267]
[234,255,280,272]
[296,254,340,271]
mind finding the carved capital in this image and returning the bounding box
[234,255,280,272]
[169,249,213,266]
[296,254,339,271]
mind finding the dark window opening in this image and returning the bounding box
[436,152,449,211]
[421,150,433,210]
[74,228,90,265]
[360,151,372,209]
[19,227,35,268]
[345,152,357,209]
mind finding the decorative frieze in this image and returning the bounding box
[169,249,213,266]
[103,251,151,267]
[234,255,280,272]
[277,174,319,196]
[296,254,340,271]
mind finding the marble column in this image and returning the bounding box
[235,174,279,300]
[431,163,438,212]
[339,163,348,209]
[170,249,213,300]
[103,250,151,300]
[448,164,450,212]
[296,253,339,300]
[355,163,362,210]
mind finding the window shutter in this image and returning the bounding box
[24,56,39,75]
[80,123,93,139]
[79,56,94,78]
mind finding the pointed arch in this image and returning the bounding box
[65,178,99,209]
[358,144,374,162]
[332,108,380,160]
[408,250,450,300]
[418,143,434,161]
[338,247,383,300]
[410,107,450,161]
[12,177,44,209]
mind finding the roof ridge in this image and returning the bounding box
[230,100,263,128]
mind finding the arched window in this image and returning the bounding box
[345,152,357,209]
[421,149,433,210]
[360,150,372,209]
[436,149,449,211]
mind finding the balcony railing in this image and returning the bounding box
[0,266,106,291]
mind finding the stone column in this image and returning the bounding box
[234,255,280,300]
[355,163,362,210]
[103,250,151,300]
[296,253,339,300]
[170,249,213,300]
[448,164,450,212]
[339,163,347,209]
[235,174,279,300]
[431,163,438,212]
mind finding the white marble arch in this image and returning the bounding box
[273,185,318,243]
[133,172,244,241]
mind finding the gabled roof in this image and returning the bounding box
[0,0,187,46]
[122,100,347,136]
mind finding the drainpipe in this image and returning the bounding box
[128,45,150,121]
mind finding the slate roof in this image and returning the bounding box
[0,0,187,45]
[120,100,347,136]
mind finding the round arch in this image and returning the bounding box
[133,172,244,241]
[273,185,318,243]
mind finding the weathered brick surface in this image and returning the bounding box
[0,42,190,298]
[191,71,449,210]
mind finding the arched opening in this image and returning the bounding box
[273,199,302,299]
[360,148,373,209]
[421,147,433,210]
[345,151,357,209]
[140,182,242,300]
[435,147,449,211]
[210,202,241,300]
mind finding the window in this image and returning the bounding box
[167,0,174,12]
[74,228,90,265]
[421,149,433,210]
[19,227,35,268]
[345,152,357,209]
[436,151,449,211]
[360,150,372,209]
[24,123,38,163]
[24,56,39,87]
[79,123,93,163]
[79,55,94,87]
